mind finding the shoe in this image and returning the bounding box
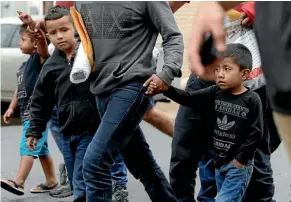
[59,163,67,186]
[112,188,129,202]
[0,179,24,196]
[49,183,73,198]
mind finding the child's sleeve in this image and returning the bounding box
[26,65,56,139]
[235,96,264,165]
[163,85,217,108]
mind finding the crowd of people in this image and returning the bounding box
[1,1,290,202]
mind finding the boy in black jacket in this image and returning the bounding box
[147,43,263,202]
[25,6,99,201]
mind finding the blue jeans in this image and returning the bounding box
[49,107,63,154]
[111,154,128,189]
[50,107,128,191]
[197,150,217,202]
[63,133,93,202]
[83,82,177,202]
[216,162,253,202]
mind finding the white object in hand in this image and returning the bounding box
[70,43,91,84]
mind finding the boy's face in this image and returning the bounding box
[46,16,76,53]
[19,32,36,54]
[215,57,250,90]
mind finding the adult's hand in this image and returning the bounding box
[188,2,226,78]
[143,74,169,95]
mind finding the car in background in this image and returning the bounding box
[1,16,43,102]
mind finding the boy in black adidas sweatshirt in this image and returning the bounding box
[147,43,263,202]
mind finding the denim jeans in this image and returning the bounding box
[197,150,217,202]
[216,162,253,202]
[50,107,128,192]
[170,74,215,202]
[82,81,177,202]
[49,107,63,154]
[111,153,128,189]
[63,133,93,202]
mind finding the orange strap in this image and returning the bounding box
[70,7,95,71]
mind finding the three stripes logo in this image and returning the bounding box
[217,115,235,131]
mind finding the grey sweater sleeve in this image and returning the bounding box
[146,1,184,85]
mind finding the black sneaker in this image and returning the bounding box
[49,183,73,198]
[59,163,67,186]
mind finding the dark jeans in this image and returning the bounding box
[197,150,217,202]
[243,87,276,202]
[216,162,253,202]
[49,107,63,154]
[63,133,94,202]
[170,75,215,202]
[83,82,177,202]
[49,107,129,192]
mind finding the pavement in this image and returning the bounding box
[1,116,291,201]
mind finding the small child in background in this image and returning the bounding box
[1,17,57,195]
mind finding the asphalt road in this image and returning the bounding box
[1,122,291,202]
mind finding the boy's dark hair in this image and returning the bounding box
[19,23,35,40]
[216,43,253,70]
[45,6,72,22]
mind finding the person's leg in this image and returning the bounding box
[197,149,217,202]
[243,86,276,202]
[170,75,214,202]
[143,107,174,137]
[30,128,58,193]
[71,133,94,202]
[15,121,35,187]
[83,82,177,202]
[216,162,253,202]
[111,154,129,202]
[122,126,177,201]
[62,135,75,192]
[49,107,64,154]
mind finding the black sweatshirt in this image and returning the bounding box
[164,85,263,168]
[26,43,100,138]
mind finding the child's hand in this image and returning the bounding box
[18,11,33,25]
[143,74,169,95]
[231,159,245,169]
[26,136,38,151]
[3,108,14,124]
[35,28,46,41]
[145,81,166,95]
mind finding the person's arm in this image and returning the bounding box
[8,88,18,111]
[188,1,244,78]
[235,97,264,165]
[34,28,49,64]
[146,1,184,86]
[26,65,56,139]
[163,85,216,108]
[3,88,18,124]
[18,12,49,63]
